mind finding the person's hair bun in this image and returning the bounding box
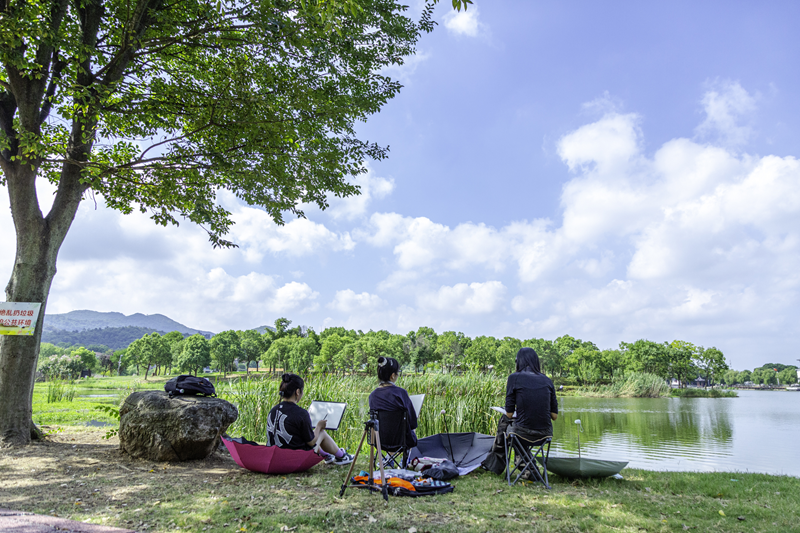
[282,373,292,383]
[377,357,387,367]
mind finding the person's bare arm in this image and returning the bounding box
[551,412,558,421]
[506,411,514,419]
[307,420,327,447]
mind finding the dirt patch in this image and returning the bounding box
[0,428,247,530]
[0,427,409,532]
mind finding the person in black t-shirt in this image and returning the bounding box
[481,347,558,475]
[266,374,354,465]
[368,356,418,447]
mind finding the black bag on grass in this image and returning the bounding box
[423,459,459,481]
[165,375,216,397]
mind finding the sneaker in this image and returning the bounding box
[331,451,355,466]
[323,447,346,464]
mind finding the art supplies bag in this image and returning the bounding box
[165,375,216,397]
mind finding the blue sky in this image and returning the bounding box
[3,1,800,370]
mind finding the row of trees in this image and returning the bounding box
[64,318,731,386]
[721,364,798,386]
[40,324,798,389]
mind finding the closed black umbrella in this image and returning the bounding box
[409,432,494,475]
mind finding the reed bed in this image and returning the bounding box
[219,372,505,451]
[579,372,670,398]
[669,388,737,398]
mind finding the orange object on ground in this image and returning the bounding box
[352,475,416,491]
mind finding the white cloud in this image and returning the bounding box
[361,213,554,279]
[695,80,757,146]
[328,289,386,313]
[417,281,506,314]
[557,112,642,174]
[327,167,394,221]
[231,208,355,261]
[443,7,482,37]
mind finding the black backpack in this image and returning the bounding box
[165,375,216,398]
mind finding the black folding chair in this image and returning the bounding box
[504,427,551,489]
[371,409,410,469]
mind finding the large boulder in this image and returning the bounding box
[119,391,238,461]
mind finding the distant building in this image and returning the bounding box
[689,376,707,388]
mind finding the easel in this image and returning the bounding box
[339,412,389,502]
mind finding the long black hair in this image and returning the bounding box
[516,347,542,374]
[377,356,400,382]
[279,373,304,399]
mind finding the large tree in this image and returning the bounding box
[210,329,241,376]
[0,0,470,445]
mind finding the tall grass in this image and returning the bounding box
[219,372,505,451]
[670,388,737,398]
[116,380,142,405]
[46,379,76,403]
[579,372,669,398]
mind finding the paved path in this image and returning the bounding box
[0,509,136,533]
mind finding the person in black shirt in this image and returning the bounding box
[368,356,418,447]
[481,347,558,474]
[266,374,354,465]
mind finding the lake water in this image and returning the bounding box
[551,390,800,477]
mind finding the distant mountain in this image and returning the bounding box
[41,326,171,351]
[44,310,213,337]
[253,325,277,335]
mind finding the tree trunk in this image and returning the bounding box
[0,163,84,446]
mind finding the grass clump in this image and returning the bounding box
[579,372,670,398]
[46,378,76,403]
[670,388,738,398]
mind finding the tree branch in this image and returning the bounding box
[39,56,66,124]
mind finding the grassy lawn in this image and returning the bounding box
[0,427,797,533]
[18,374,794,532]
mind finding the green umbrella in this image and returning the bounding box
[540,419,628,479]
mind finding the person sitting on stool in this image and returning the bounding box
[368,356,418,448]
[481,347,558,474]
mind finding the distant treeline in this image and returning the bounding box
[40,317,734,387]
[39,317,795,387]
[41,326,172,350]
[724,363,798,386]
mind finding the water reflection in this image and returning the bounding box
[548,392,797,476]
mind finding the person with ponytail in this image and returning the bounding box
[266,373,354,465]
[367,356,418,447]
[481,347,558,474]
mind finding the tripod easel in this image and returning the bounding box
[339,412,389,502]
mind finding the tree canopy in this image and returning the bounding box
[0,0,451,446]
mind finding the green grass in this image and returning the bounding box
[1,431,797,533]
[20,374,790,532]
